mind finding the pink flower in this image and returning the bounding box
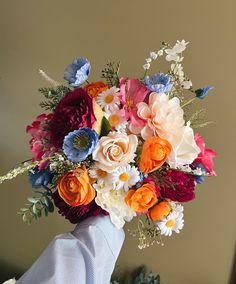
[194,133,217,176]
[119,78,149,134]
[26,113,56,170]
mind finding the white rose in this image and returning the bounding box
[92,132,138,172]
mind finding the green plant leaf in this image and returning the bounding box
[100,117,112,137]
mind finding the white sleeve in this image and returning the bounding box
[16,216,125,284]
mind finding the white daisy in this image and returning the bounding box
[96,86,120,113]
[105,111,127,132]
[111,165,140,191]
[89,164,113,188]
[157,210,184,237]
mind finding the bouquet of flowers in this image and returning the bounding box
[0,40,216,248]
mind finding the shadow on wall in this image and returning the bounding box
[0,260,23,283]
[229,244,236,284]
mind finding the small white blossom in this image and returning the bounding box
[165,40,189,62]
[146,58,152,63]
[143,63,150,70]
[174,40,189,53]
[150,51,158,60]
[182,80,192,89]
[165,53,179,62]
[157,49,164,56]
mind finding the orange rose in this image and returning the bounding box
[84,81,109,98]
[58,167,95,207]
[149,201,171,221]
[125,183,157,212]
[139,136,172,174]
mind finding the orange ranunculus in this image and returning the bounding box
[57,167,95,207]
[149,201,171,221]
[84,81,109,98]
[125,183,157,212]
[139,136,172,174]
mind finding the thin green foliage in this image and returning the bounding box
[39,85,71,110]
[101,61,121,87]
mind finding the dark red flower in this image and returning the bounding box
[160,169,196,202]
[50,88,96,149]
[52,190,108,224]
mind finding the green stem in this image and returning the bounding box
[181,97,196,108]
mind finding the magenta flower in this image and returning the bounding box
[52,190,108,224]
[194,133,217,176]
[49,88,96,149]
[26,113,56,170]
[160,169,196,202]
[120,78,149,133]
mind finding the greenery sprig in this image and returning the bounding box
[18,190,54,224]
[101,61,120,87]
[39,85,71,111]
[111,266,160,284]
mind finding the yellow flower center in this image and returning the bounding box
[166,219,175,228]
[109,114,121,126]
[126,99,134,109]
[96,169,108,178]
[119,172,130,182]
[104,93,114,104]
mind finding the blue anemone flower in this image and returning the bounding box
[144,73,173,93]
[64,57,91,87]
[194,163,206,184]
[28,167,53,188]
[195,86,214,99]
[63,128,98,163]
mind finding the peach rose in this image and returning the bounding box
[92,132,138,172]
[125,183,157,212]
[149,201,171,221]
[57,166,95,207]
[84,81,109,98]
[139,136,171,174]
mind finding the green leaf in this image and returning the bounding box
[20,208,28,212]
[42,196,54,212]
[100,117,112,137]
[32,204,37,214]
[27,197,38,204]
[44,208,48,217]
[36,209,42,218]
[22,213,28,223]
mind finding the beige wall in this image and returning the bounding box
[0,0,235,283]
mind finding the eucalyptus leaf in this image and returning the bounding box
[32,204,37,214]
[27,197,38,204]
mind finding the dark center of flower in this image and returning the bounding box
[73,133,89,150]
